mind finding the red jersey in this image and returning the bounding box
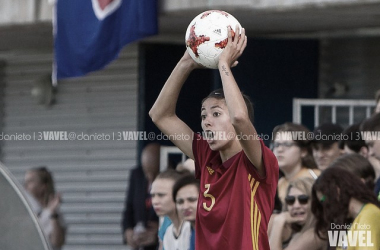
[193,134,278,250]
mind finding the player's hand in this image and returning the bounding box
[218,25,247,68]
[180,50,206,69]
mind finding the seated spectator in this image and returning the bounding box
[361,113,380,164]
[361,113,380,201]
[269,178,326,250]
[121,143,160,250]
[329,153,376,191]
[311,123,343,171]
[24,166,66,250]
[272,122,320,207]
[340,122,380,191]
[173,174,200,250]
[311,167,380,249]
[339,123,369,157]
[157,167,194,250]
[151,169,190,250]
[375,89,380,114]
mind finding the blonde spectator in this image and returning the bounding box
[24,166,66,250]
[269,178,326,250]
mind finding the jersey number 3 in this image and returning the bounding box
[203,184,215,211]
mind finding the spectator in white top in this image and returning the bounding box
[24,166,66,250]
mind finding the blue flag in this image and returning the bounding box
[53,0,158,80]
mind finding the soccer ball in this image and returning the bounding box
[185,10,241,69]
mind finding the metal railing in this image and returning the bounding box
[159,98,377,168]
[293,98,376,127]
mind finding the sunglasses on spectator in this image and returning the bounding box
[285,195,309,205]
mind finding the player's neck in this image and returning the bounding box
[219,140,241,163]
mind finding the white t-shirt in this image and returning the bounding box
[163,221,191,250]
[24,191,66,250]
[38,208,66,250]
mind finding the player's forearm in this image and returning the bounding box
[218,62,250,125]
[149,59,194,123]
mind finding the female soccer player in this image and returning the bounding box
[149,25,278,249]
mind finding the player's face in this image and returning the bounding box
[150,179,175,217]
[201,98,236,151]
[272,132,304,172]
[176,184,199,223]
[286,187,310,226]
[24,171,45,199]
[312,142,342,171]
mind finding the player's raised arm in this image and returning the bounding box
[149,52,200,160]
[218,26,264,175]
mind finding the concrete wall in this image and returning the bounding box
[1,0,380,25]
[160,0,380,11]
[0,0,52,25]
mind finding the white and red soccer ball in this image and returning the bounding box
[185,10,242,69]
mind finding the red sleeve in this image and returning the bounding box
[242,139,279,184]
